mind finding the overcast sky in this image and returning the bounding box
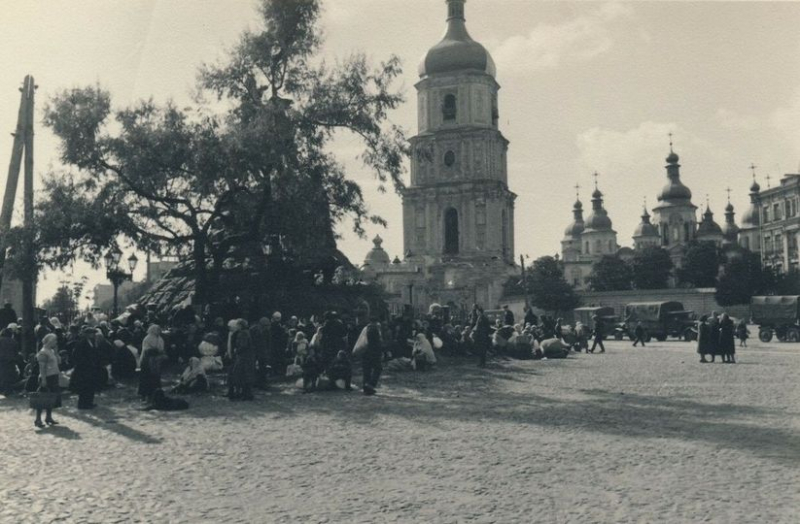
[1,1,799,306]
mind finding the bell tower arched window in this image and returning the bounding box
[444,208,459,255]
[443,94,456,122]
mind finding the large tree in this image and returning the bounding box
[589,255,632,291]
[715,251,776,306]
[678,242,720,288]
[41,0,407,308]
[525,256,580,314]
[631,246,673,290]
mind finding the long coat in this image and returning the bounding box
[228,330,255,387]
[707,317,721,356]
[718,317,736,355]
[70,339,101,393]
[696,321,712,355]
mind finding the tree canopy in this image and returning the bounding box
[39,0,408,307]
[678,242,720,288]
[526,256,580,314]
[631,246,673,290]
[589,255,632,291]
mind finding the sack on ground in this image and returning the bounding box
[286,363,303,378]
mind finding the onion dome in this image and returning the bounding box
[418,0,497,78]
[563,199,585,238]
[584,188,613,231]
[657,145,693,203]
[740,180,761,229]
[697,205,723,237]
[633,208,659,238]
[722,202,739,243]
[364,235,390,266]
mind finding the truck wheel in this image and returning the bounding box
[628,333,636,342]
[644,332,652,343]
[614,332,623,341]
[759,329,773,343]
[655,333,667,342]
[683,329,697,342]
[786,328,800,343]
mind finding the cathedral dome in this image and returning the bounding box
[666,150,680,164]
[740,205,760,228]
[721,220,739,240]
[658,180,692,201]
[584,211,612,231]
[750,180,761,193]
[633,210,658,238]
[697,207,723,237]
[418,0,497,78]
[563,200,584,238]
[364,235,390,266]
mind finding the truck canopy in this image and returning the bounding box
[751,296,800,324]
[624,301,685,322]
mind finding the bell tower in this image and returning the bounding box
[403,0,516,265]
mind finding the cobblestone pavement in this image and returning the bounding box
[1,338,799,523]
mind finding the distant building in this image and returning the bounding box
[741,173,800,273]
[363,0,517,315]
[561,146,740,290]
[147,259,178,283]
[92,281,135,309]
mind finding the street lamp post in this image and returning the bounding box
[104,247,138,318]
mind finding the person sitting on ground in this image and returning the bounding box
[540,338,571,359]
[411,332,436,371]
[198,330,223,372]
[173,357,208,394]
[144,388,189,411]
[327,350,353,391]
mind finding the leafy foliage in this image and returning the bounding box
[678,242,720,288]
[39,0,407,307]
[524,256,580,314]
[589,255,632,291]
[631,246,673,290]
[715,251,776,306]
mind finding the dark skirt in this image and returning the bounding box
[42,374,62,409]
[228,353,256,387]
[138,369,161,399]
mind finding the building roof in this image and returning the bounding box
[418,0,496,78]
[583,188,613,232]
[633,208,659,238]
[697,206,723,237]
[563,199,585,238]
[364,235,390,266]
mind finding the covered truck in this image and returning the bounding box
[573,306,617,339]
[622,301,697,342]
[751,296,800,343]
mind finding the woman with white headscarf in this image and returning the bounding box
[411,332,436,371]
[173,357,208,394]
[138,324,166,401]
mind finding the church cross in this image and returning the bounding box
[574,182,580,199]
[668,132,674,151]
[749,163,757,179]
[726,187,732,203]
[766,173,771,188]
[592,171,599,189]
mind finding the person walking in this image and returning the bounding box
[71,327,101,409]
[632,321,646,347]
[362,317,383,396]
[696,315,711,363]
[708,312,721,363]
[34,334,61,428]
[589,315,606,353]
[138,324,167,402]
[719,313,736,364]
[735,318,749,348]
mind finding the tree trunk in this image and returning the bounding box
[193,238,210,312]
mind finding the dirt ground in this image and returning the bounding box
[1,337,799,524]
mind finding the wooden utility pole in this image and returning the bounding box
[0,76,37,354]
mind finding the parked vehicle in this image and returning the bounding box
[622,301,697,342]
[751,296,800,343]
[573,306,617,339]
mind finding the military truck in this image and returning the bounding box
[751,296,800,343]
[622,301,697,342]
[573,306,617,339]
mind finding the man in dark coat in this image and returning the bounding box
[523,306,537,329]
[71,327,102,409]
[362,318,383,396]
[719,313,736,364]
[320,311,347,372]
[0,303,17,331]
[708,311,721,363]
[473,307,492,367]
[269,312,288,377]
[502,305,514,326]
[589,316,606,353]
[632,322,646,347]
[696,315,711,363]
[249,317,271,389]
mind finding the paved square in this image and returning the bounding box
[2,338,799,523]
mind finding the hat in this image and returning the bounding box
[6,322,18,331]
[50,318,63,329]
[272,312,282,321]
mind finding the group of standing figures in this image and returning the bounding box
[696,311,741,364]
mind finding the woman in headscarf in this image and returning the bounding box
[34,334,61,428]
[719,313,736,364]
[696,315,711,364]
[173,357,208,394]
[411,332,436,371]
[138,324,166,401]
[228,319,255,401]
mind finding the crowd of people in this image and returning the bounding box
[0,296,757,429]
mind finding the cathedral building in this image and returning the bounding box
[561,145,740,290]
[363,0,517,314]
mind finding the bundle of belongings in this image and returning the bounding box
[144,388,189,411]
[539,338,571,359]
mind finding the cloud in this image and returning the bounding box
[715,107,760,131]
[771,90,800,158]
[490,2,633,74]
